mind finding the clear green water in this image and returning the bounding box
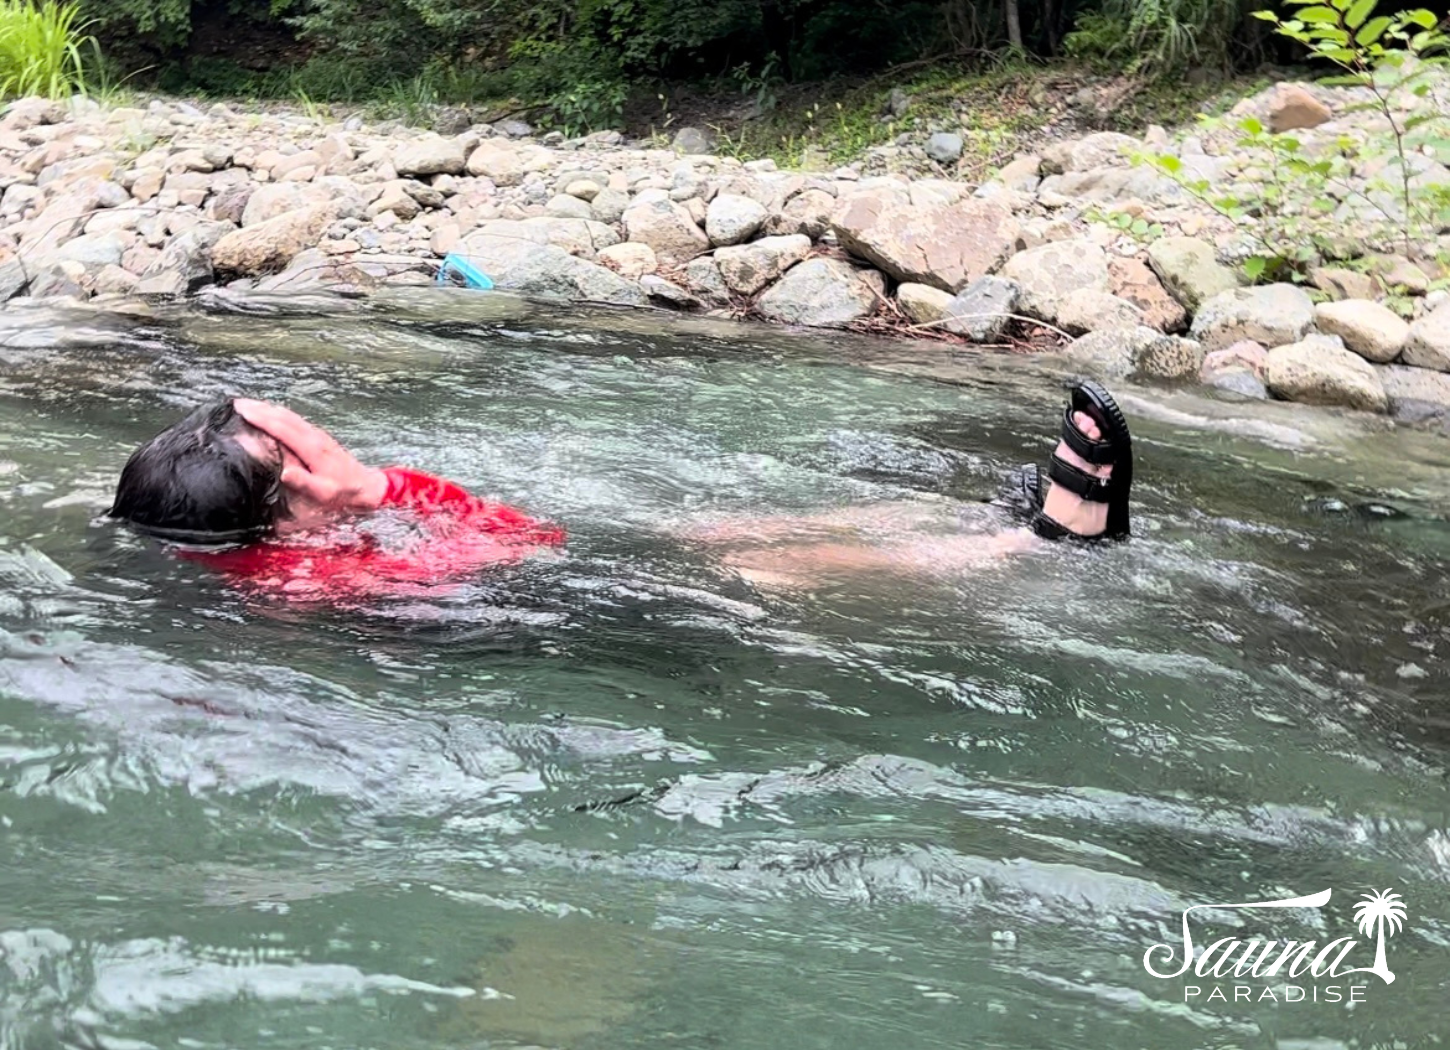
[1,291,1449,1050]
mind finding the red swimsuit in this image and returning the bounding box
[188,467,565,599]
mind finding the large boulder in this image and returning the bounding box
[597,242,658,279]
[940,276,1019,342]
[999,239,1110,324]
[1313,299,1408,363]
[135,221,233,296]
[755,258,883,328]
[622,198,710,268]
[1402,303,1450,371]
[242,183,334,227]
[393,135,466,177]
[1377,363,1450,422]
[466,139,523,185]
[1040,132,1140,174]
[456,232,646,307]
[470,217,617,259]
[831,192,1017,293]
[1063,326,1161,380]
[1146,236,1239,311]
[705,194,767,246]
[1056,289,1145,336]
[714,234,811,296]
[1189,284,1316,351]
[590,187,630,224]
[763,188,835,239]
[1265,334,1389,412]
[212,203,337,275]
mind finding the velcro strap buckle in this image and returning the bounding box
[1061,406,1115,465]
[1048,456,1113,502]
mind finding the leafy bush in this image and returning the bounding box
[1066,0,1252,73]
[0,0,92,98]
[1142,0,1450,281]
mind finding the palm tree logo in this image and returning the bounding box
[1353,889,1407,984]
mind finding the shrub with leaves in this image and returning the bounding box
[1141,0,1450,282]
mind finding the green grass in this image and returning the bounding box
[664,58,1263,174]
[0,0,91,99]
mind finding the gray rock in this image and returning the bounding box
[136,221,232,296]
[1056,288,1145,336]
[0,259,28,301]
[50,232,127,270]
[622,198,709,268]
[714,234,811,296]
[896,282,954,326]
[1377,363,1450,421]
[590,187,630,224]
[832,192,1017,292]
[95,181,130,209]
[640,274,699,308]
[1040,132,1140,174]
[1314,299,1408,363]
[466,140,523,185]
[1189,284,1316,351]
[762,189,835,239]
[940,276,1020,342]
[672,127,712,154]
[1204,368,1269,400]
[432,106,473,136]
[1265,334,1388,412]
[1403,303,1450,371]
[1063,326,1161,380]
[886,87,910,117]
[1000,240,1110,324]
[1147,236,1239,311]
[497,119,533,139]
[683,256,731,301]
[925,132,964,165]
[1037,166,1185,206]
[705,193,767,247]
[544,193,594,220]
[755,258,884,328]
[457,232,646,306]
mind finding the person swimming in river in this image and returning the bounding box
[108,381,1133,598]
[676,379,1135,590]
[108,398,565,598]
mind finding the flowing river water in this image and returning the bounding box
[1,289,1448,1049]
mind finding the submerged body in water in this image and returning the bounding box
[107,381,1136,601]
[0,294,1447,1050]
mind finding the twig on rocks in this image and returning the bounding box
[900,311,1076,341]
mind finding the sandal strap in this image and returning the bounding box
[1031,510,1106,543]
[1048,455,1113,502]
[1061,406,1115,465]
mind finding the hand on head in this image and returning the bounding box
[233,399,388,525]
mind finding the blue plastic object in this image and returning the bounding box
[436,253,495,290]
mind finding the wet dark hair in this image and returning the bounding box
[108,399,287,546]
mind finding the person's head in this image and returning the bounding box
[109,399,288,546]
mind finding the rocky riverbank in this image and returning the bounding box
[3,81,1450,426]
